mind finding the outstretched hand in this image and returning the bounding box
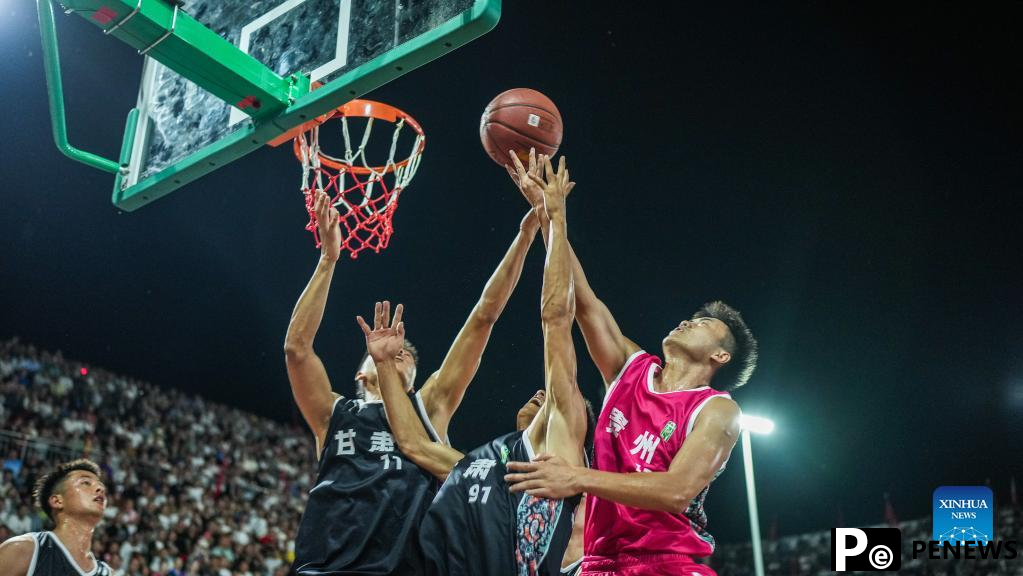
[504,453,582,499]
[356,301,405,364]
[507,148,546,209]
[314,191,342,262]
[533,155,574,219]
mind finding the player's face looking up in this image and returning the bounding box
[355,348,418,396]
[662,317,734,367]
[53,470,107,520]
[516,390,545,431]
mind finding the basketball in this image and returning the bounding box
[480,88,563,166]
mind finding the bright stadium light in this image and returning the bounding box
[741,414,775,435]
[740,413,775,576]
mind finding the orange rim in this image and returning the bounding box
[287,99,426,175]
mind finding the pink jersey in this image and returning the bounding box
[584,351,733,560]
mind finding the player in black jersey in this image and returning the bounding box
[358,154,589,576]
[0,459,112,576]
[284,190,543,574]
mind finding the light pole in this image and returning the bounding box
[740,414,775,576]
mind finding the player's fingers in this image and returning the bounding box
[505,164,520,185]
[544,155,555,182]
[382,300,391,328]
[527,173,546,188]
[374,301,383,330]
[396,321,405,340]
[526,489,553,498]
[356,316,371,336]
[508,480,544,493]
[532,453,554,462]
[505,461,538,473]
[565,182,576,197]
[503,473,531,486]
[557,156,567,179]
[509,150,527,178]
[392,303,404,329]
[528,147,537,173]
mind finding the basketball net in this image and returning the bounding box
[294,100,425,259]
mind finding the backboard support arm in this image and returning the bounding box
[37,0,122,174]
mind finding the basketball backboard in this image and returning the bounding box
[106,0,499,210]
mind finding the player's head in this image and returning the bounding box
[662,300,758,390]
[516,390,546,431]
[354,339,420,399]
[32,458,107,527]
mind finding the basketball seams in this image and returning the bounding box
[483,119,562,149]
[484,102,563,122]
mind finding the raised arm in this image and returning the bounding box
[358,302,465,481]
[283,192,343,454]
[505,397,741,512]
[509,151,640,388]
[529,156,587,467]
[418,209,540,441]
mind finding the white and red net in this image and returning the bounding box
[294,100,425,259]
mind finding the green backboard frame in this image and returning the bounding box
[39,0,500,211]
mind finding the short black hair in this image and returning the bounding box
[32,458,102,521]
[692,301,758,390]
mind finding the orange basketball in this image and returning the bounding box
[480,88,563,166]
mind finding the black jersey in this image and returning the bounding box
[26,532,111,576]
[294,392,441,575]
[418,430,581,576]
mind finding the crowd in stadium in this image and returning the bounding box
[0,338,310,576]
[2,337,1020,576]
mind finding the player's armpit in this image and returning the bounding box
[0,535,35,576]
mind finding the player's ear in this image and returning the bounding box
[710,349,731,366]
[49,493,63,514]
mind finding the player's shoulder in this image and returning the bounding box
[693,395,741,427]
[0,533,38,575]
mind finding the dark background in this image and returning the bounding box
[2,2,1021,543]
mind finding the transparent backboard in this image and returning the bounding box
[115,0,499,210]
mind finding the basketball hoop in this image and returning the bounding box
[292,100,425,259]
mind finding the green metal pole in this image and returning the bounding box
[37,0,121,174]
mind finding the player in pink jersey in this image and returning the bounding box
[504,152,758,576]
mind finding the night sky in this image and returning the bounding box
[2,2,1022,544]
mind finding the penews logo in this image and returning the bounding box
[933,486,992,544]
[830,528,902,571]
